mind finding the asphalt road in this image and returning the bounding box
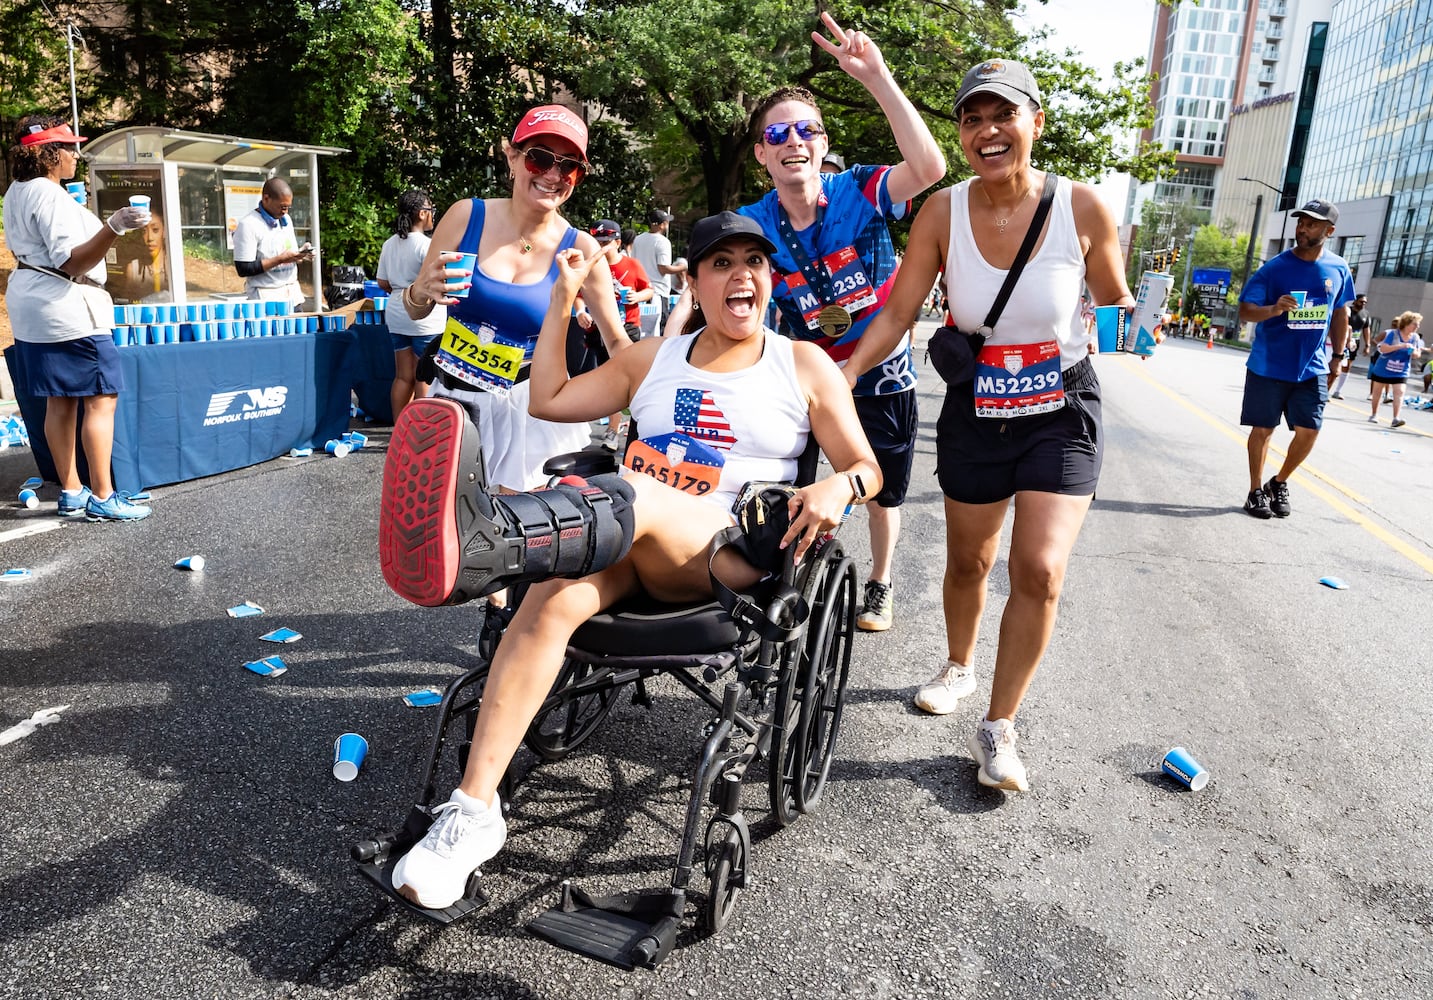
[2,327,1431,999]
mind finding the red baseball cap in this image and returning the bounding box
[511,105,589,159]
[21,122,88,146]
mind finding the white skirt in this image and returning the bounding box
[432,378,590,492]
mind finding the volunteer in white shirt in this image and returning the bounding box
[232,176,310,307]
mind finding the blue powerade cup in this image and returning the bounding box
[1161,746,1209,790]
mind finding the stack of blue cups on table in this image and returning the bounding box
[109,299,341,346]
[353,280,388,326]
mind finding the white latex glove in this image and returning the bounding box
[107,206,150,235]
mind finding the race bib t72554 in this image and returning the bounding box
[973,341,1066,418]
[434,317,526,394]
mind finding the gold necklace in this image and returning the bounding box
[978,180,1034,235]
[517,231,535,254]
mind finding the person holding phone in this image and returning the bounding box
[232,176,311,308]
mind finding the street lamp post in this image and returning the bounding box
[1239,176,1290,254]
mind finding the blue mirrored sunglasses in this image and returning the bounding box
[762,119,826,145]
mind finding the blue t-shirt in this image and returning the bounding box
[1369,329,1418,379]
[738,165,913,396]
[1241,249,1356,381]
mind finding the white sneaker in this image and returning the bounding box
[968,717,1029,791]
[392,789,507,909]
[600,429,622,451]
[913,660,975,715]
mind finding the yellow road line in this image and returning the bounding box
[1123,363,1433,578]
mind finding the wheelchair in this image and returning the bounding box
[353,401,858,969]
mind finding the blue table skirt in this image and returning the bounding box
[6,331,357,491]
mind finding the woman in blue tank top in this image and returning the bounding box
[394,104,632,491]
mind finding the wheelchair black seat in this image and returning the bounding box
[571,593,742,656]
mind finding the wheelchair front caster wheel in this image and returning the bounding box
[704,828,745,933]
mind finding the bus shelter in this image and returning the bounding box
[80,127,346,307]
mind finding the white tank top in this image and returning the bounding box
[627,329,809,510]
[944,175,1091,369]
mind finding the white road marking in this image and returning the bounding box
[0,705,71,746]
[0,521,63,544]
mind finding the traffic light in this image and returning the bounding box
[1171,246,1182,267]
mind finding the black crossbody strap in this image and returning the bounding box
[981,172,1058,332]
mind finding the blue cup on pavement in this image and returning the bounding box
[19,488,40,510]
[444,252,478,299]
[332,733,368,781]
[1095,305,1129,353]
[1161,746,1210,790]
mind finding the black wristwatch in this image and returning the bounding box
[845,471,869,504]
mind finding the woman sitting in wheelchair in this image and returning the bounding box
[379,211,881,909]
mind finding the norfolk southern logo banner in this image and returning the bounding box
[204,386,289,426]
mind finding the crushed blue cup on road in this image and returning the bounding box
[174,555,205,572]
[243,655,288,678]
[1319,576,1350,590]
[403,688,444,708]
[332,733,369,781]
[1161,746,1210,791]
[3,568,33,583]
[227,601,265,618]
[18,489,39,510]
[259,627,302,643]
[22,477,42,490]
[341,431,367,452]
[324,439,351,458]
[288,446,314,458]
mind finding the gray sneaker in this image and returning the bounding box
[968,717,1029,791]
[857,580,893,632]
[913,660,975,715]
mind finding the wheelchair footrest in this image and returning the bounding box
[527,882,683,969]
[355,852,488,926]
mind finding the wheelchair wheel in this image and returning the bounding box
[703,827,745,933]
[523,658,615,762]
[767,538,847,827]
[793,554,856,814]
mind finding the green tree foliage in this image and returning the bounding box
[3,1,1167,272]
[579,0,1169,214]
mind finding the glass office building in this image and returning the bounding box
[1300,0,1433,281]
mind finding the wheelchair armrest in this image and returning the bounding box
[544,447,620,480]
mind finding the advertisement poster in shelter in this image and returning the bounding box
[95,168,170,304]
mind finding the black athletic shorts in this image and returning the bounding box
[854,389,918,507]
[935,357,1102,504]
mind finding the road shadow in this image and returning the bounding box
[1091,497,1234,518]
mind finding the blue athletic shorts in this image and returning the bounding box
[391,331,440,357]
[854,389,918,507]
[1240,370,1326,430]
[11,335,124,397]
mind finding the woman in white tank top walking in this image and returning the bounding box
[846,60,1134,793]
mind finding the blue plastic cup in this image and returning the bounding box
[139,305,155,324]
[112,327,128,347]
[1290,290,1308,309]
[444,252,478,299]
[1161,746,1210,791]
[173,555,205,571]
[325,438,351,458]
[66,181,86,203]
[19,488,39,510]
[184,304,200,322]
[1095,306,1129,354]
[332,733,368,781]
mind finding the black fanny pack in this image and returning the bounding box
[707,482,810,642]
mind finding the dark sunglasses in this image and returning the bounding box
[523,145,587,182]
[762,119,826,145]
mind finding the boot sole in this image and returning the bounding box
[380,398,473,607]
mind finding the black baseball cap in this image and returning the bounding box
[647,208,673,225]
[1291,198,1339,225]
[954,59,1043,114]
[590,219,621,243]
[686,212,777,265]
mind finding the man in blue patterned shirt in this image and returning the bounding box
[738,12,945,632]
